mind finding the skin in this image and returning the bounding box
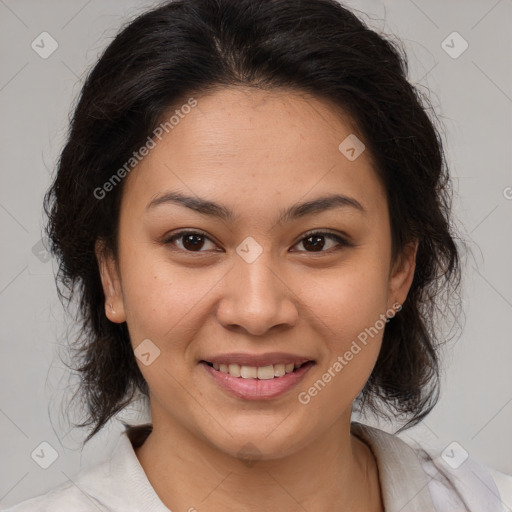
[97,86,417,512]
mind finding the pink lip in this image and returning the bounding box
[201,360,315,400]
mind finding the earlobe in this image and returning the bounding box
[388,240,418,308]
[95,239,127,323]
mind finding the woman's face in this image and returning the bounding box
[98,87,416,460]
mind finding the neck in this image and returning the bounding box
[134,414,383,512]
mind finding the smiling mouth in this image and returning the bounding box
[201,361,314,380]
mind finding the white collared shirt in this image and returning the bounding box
[4,422,511,511]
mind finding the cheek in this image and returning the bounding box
[117,245,212,349]
[118,254,219,405]
[295,253,390,400]
[301,254,390,337]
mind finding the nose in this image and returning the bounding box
[216,248,299,336]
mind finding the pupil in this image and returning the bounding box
[304,235,324,252]
[181,234,327,252]
[183,234,204,251]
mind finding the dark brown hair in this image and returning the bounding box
[45,0,462,443]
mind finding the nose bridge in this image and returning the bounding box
[234,241,282,309]
[238,246,278,298]
[216,238,298,334]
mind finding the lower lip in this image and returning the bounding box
[201,361,314,400]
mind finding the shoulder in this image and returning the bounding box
[413,438,512,512]
[2,424,165,512]
[351,422,512,512]
[2,446,113,512]
[1,478,105,512]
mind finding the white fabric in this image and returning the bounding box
[351,423,512,512]
[3,422,511,512]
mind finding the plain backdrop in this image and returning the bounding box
[1,0,511,507]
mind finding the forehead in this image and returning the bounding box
[121,86,386,221]
[159,86,364,164]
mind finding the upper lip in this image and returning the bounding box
[201,352,314,367]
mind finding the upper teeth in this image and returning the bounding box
[212,363,299,379]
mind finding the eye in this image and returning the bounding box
[291,230,351,253]
[162,229,352,254]
[162,230,219,252]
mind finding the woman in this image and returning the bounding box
[5,0,510,510]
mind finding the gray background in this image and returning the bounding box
[1,0,511,507]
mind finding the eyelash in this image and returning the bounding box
[162,229,352,254]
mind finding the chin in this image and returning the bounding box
[198,414,316,464]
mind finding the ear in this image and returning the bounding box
[95,239,126,323]
[387,240,418,310]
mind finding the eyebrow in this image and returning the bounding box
[146,191,365,224]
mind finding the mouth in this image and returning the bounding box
[201,360,314,379]
[199,356,315,400]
